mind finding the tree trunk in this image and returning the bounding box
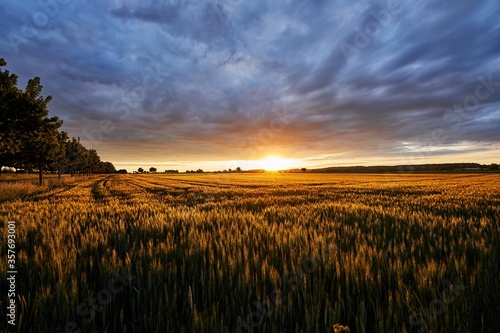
[38,162,43,185]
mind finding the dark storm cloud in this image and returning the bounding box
[1,0,499,166]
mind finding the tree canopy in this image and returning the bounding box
[0,58,116,184]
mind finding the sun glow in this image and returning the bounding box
[257,156,300,171]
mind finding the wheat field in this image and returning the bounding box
[0,173,499,332]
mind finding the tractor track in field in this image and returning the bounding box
[124,175,194,191]
[160,178,232,188]
[91,175,113,202]
[123,176,219,205]
[0,183,79,203]
[132,175,270,189]
[29,183,80,202]
[123,176,184,200]
[103,175,135,200]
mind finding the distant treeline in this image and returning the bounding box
[0,58,116,184]
[306,163,499,173]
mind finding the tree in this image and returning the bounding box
[491,163,498,170]
[1,59,114,181]
[98,161,117,173]
[86,149,101,175]
[301,168,307,172]
[1,60,64,184]
[149,167,157,173]
[0,58,22,173]
[65,137,88,176]
[138,167,144,173]
[236,167,241,172]
[17,77,63,185]
[52,131,69,179]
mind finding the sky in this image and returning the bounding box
[1,0,499,172]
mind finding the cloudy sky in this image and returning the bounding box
[1,0,499,171]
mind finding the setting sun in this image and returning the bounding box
[257,157,300,171]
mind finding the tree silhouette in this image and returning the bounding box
[65,137,88,176]
[52,131,69,179]
[138,167,144,173]
[0,58,22,173]
[1,58,115,181]
[86,149,101,175]
[98,162,116,173]
[16,77,63,185]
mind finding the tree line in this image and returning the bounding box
[310,163,499,173]
[0,58,116,184]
